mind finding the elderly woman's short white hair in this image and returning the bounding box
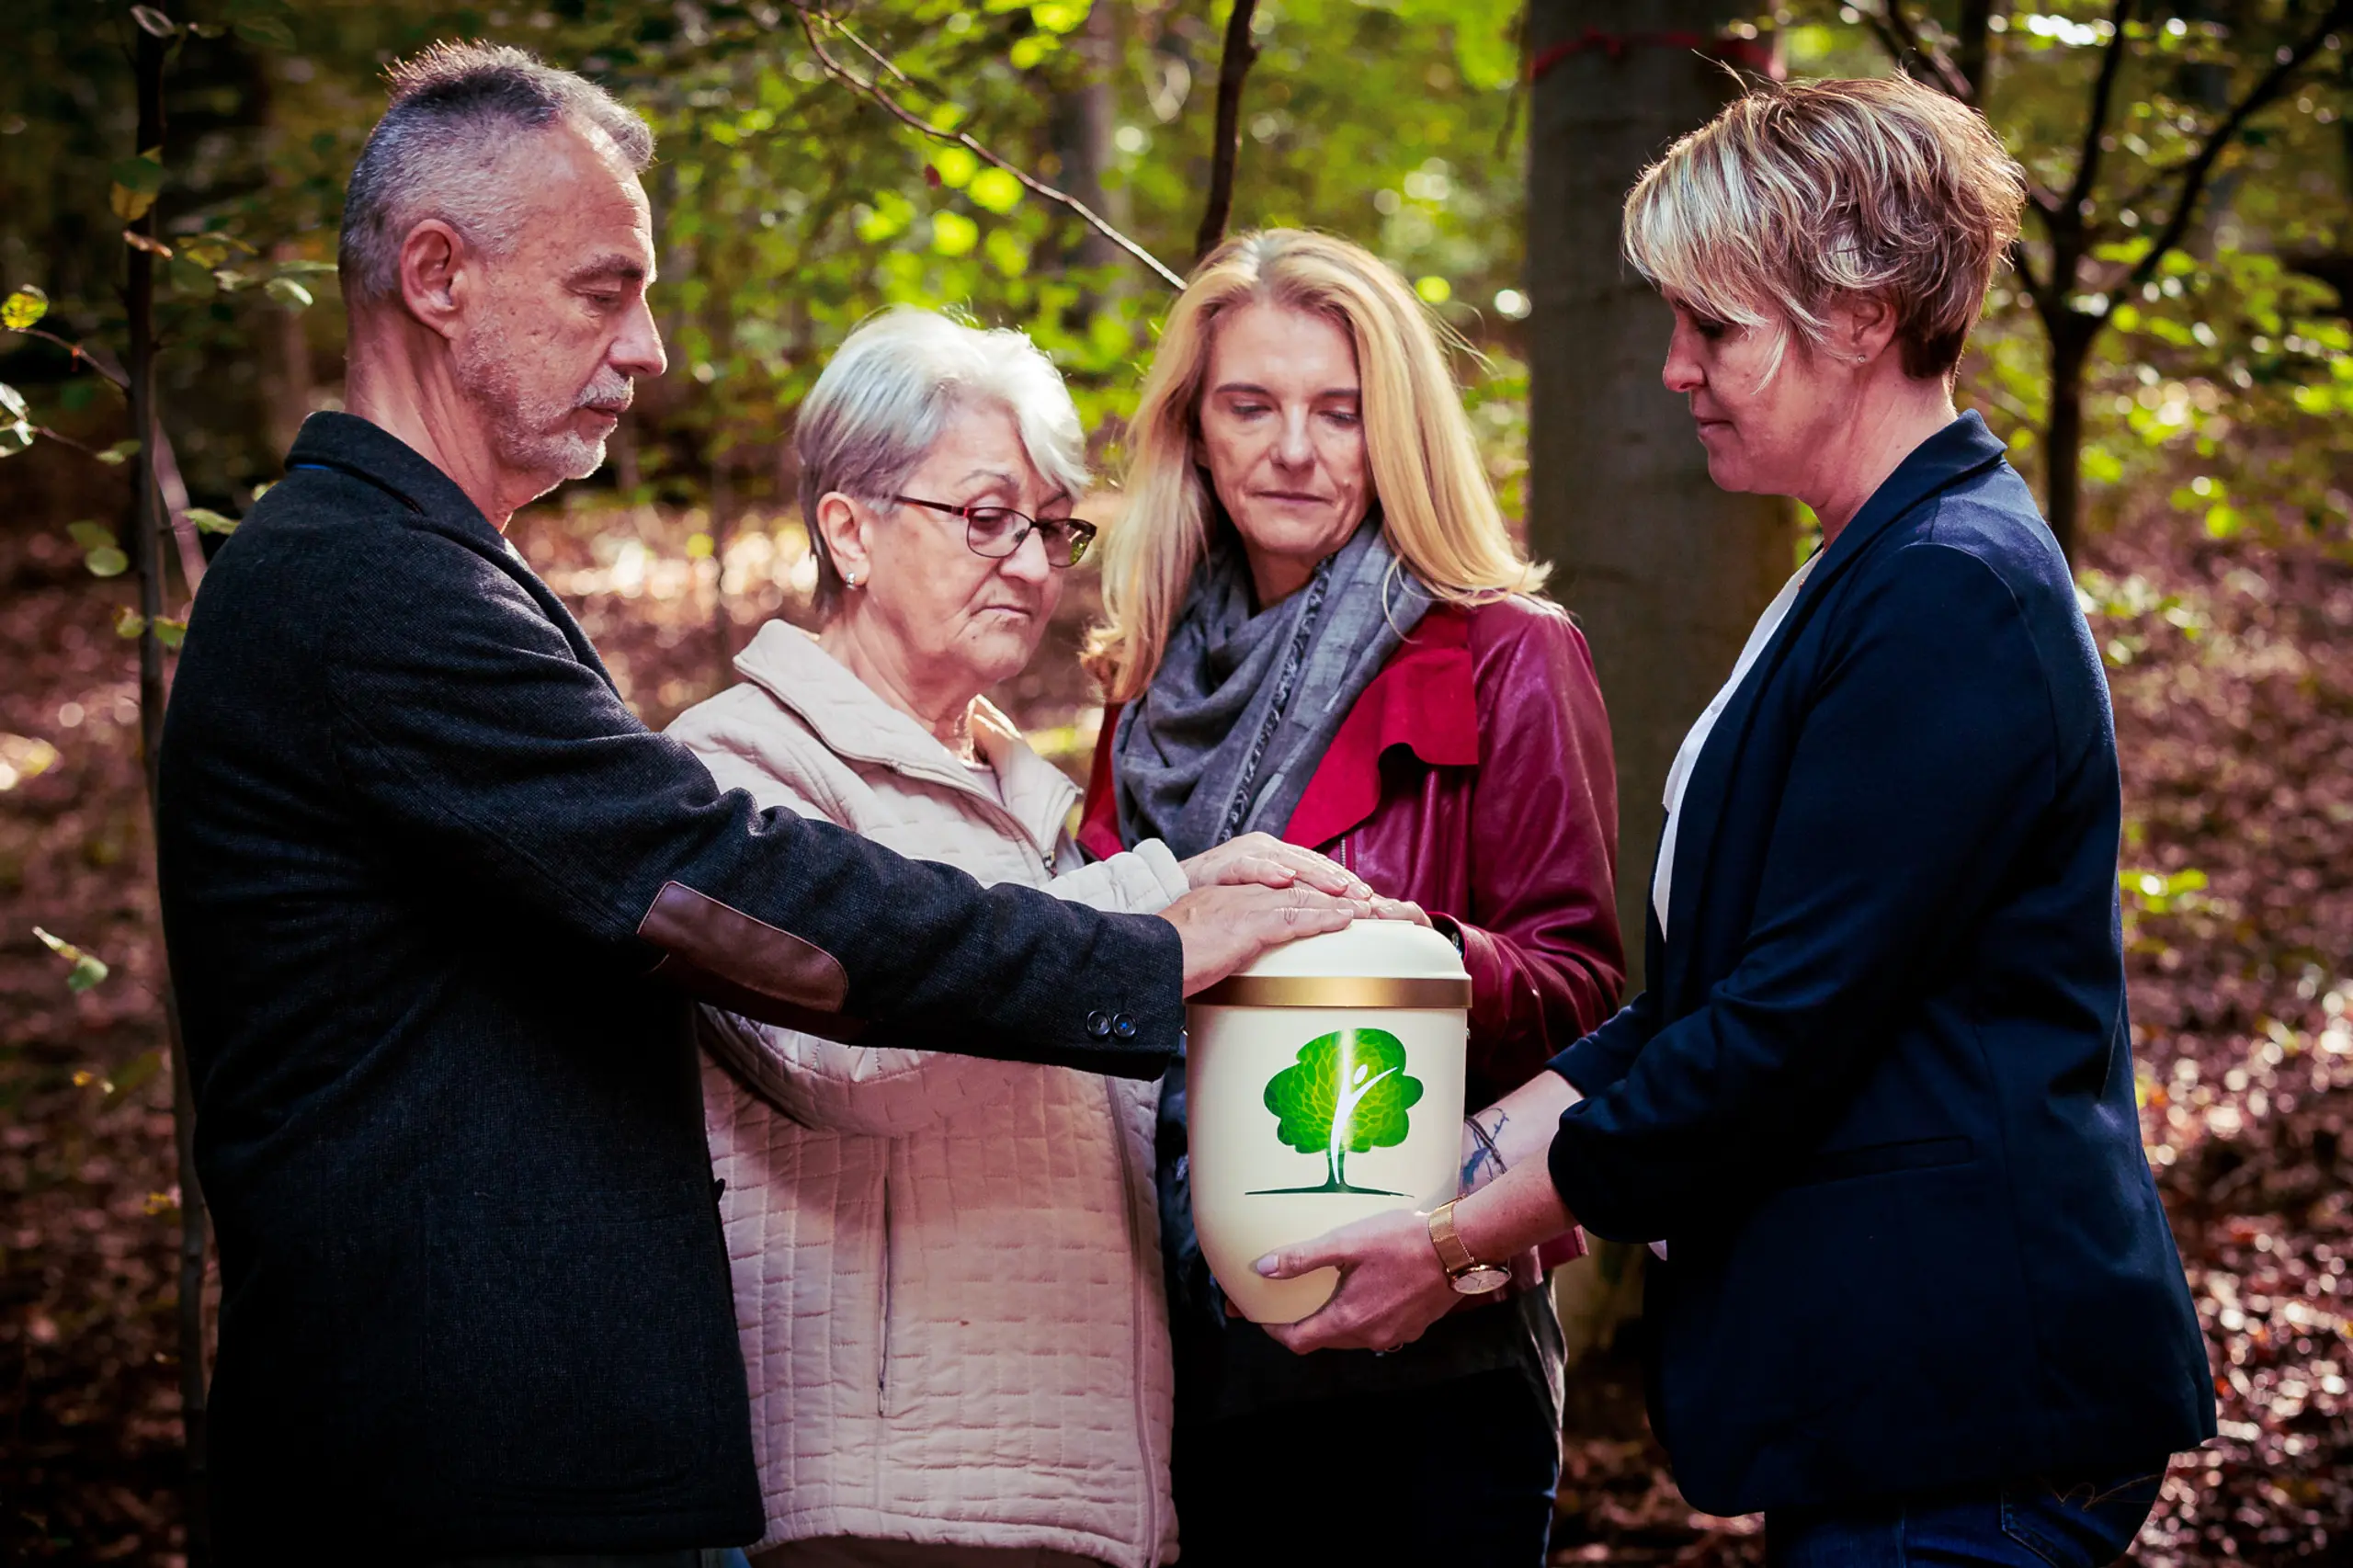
[796,307,1088,617]
[1623,74,2026,382]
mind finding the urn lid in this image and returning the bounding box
[1193,920,1470,1008]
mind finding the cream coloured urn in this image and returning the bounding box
[1186,921,1471,1324]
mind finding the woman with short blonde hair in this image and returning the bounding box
[1077,230,1624,1564]
[1255,77,2213,1568]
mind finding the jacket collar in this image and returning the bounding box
[729,619,1076,859]
[285,411,505,551]
[1803,410,2006,593]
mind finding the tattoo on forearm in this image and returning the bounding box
[1461,1109,1509,1191]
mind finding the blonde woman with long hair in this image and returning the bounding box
[1074,229,1626,1564]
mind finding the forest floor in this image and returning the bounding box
[2,484,2347,1566]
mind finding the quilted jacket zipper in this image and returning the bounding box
[876,1173,892,1417]
[1105,1076,1160,1560]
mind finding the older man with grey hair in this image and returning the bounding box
[156,42,1377,1564]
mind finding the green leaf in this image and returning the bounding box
[104,1049,163,1107]
[31,926,109,993]
[97,438,142,467]
[264,277,313,310]
[1,286,48,332]
[84,547,129,578]
[152,615,187,650]
[67,520,114,551]
[968,166,1023,214]
[930,210,979,257]
[167,256,218,298]
[271,259,337,276]
[114,607,146,640]
[184,507,239,535]
[109,153,165,221]
[232,15,295,48]
[931,146,979,188]
[0,422,32,458]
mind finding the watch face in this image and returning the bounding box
[1449,1264,1511,1296]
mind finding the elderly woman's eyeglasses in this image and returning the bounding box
[892,495,1098,568]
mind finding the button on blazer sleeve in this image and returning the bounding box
[320,525,1181,1076]
[1545,542,2062,1241]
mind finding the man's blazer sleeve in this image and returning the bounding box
[321,525,1180,1076]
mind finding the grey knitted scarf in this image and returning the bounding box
[1113,518,1431,859]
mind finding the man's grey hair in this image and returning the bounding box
[339,41,654,302]
[796,307,1090,620]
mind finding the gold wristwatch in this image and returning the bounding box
[1427,1199,1510,1296]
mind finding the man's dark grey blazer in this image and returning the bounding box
[156,413,1183,1561]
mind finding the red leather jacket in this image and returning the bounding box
[1081,594,1626,1126]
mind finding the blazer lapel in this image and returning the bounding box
[1659,414,2008,1004]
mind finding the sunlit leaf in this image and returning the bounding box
[97,439,142,466]
[0,382,25,421]
[85,547,130,578]
[2,286,49,332]
[31,926,109,993]
[0,733,61,793]
[114,607,146,640]
[264,277,313,310]
[931,210,979,257]
[184,507,238,535]
[271,259,336,276]
[153,615,188,650]
[130,5,180,36]
[968,166,1023,214]
[123,230,173,258]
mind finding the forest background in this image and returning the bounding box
[2,1,2349,1563]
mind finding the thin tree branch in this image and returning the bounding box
[31,424,111,459]
[1955,0,1995,99]
[6,325,132,389]
[1866,2,1980,103]
[2129,0,2353,287]
[1862,5,2063,213]
[2062,0,2138,228]
[784,2,1186,290]
[1194,0,1261,266]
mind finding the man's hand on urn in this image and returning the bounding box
[1249,1208,1460,1354]
[1180,833,1371,899]
[1165,883,1359,994]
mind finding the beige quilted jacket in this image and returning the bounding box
[667,620,1186,1568]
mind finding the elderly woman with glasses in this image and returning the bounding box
[1254,78,2213,1568]
[667,307,1381,1568]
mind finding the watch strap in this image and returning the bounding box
[1427,1199,1480,1277]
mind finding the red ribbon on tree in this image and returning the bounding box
[1528,27,1782,82]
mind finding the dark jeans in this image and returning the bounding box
[1173,1368,1559,1565]
[1768,1467,2169,1568]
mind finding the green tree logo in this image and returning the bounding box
[1249,1028,1425,1195]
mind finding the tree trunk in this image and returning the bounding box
[125,12,210,1561]
[1523,0,1794,997]
[2041,311,2097,562]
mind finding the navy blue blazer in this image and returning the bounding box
[1545,414,2214,1515]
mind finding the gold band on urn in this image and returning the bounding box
[1191,975,1475,1009]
